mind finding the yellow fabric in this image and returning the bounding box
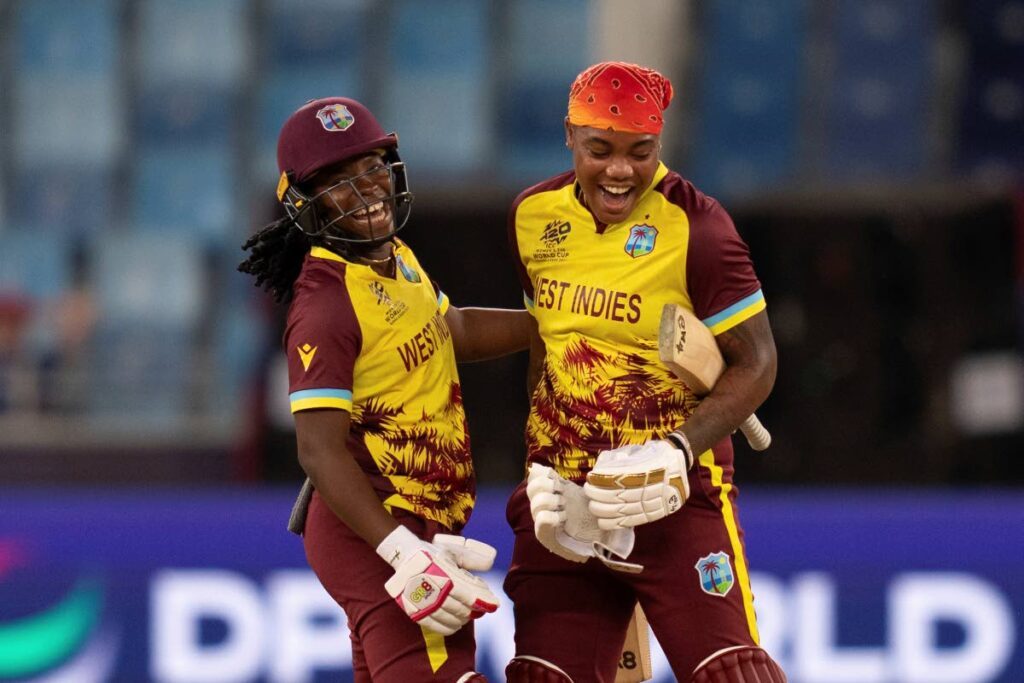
[420,626,449,672]
[304,242,471,528]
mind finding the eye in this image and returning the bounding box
[588,148,610,159]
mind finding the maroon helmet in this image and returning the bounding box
[275,97,413,246]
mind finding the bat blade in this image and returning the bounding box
[657,303,772,451]
[658,303,723,395]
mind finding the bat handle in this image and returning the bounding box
[740,414,771,451]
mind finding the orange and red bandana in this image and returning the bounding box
[567,61,674,135]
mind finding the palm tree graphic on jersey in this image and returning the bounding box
[352,382,472,527]
[528,336,695,479]
[700,558,726,594]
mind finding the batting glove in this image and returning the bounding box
[584,436,694,530]
[376,525,499,635]
[527,463,642,573]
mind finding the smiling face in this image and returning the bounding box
[305,150,395,243]
[566,121,661,225]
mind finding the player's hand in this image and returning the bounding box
[584,440,692,530]
[527,463,642,572]
[376,526,499,635]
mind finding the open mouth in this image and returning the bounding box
[351,200,388,220]
[598,185,634,213]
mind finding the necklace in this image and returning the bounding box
[357,248,395,265]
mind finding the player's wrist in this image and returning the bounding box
[664,430,694,470]
[375,524,427,568]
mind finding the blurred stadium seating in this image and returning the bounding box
[0,0,1021,488]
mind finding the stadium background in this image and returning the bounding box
[0,0,1022,681]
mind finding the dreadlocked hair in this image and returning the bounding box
[238,217,311,304]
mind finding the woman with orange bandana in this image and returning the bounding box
[504,62,786,682]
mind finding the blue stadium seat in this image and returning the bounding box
[85,232,207,420]
[86,321,195,421]
[823,0,934,180]
[11,164,114,237]
[133,146,234,243]
[265,0,369,68]
[15,0,119,74]
[13,74,122,167]
[384,1,490,175]
[136,0,250,87]
[690,0,806,198]
[0,232,71,300]
[498,0,591,183]
[956,0,1024,176]
[89,232,205,328]
[135,84,236,145]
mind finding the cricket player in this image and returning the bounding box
[239,97,531,682]
[504,63,785,682]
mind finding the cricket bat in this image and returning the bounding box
[615,605,653,683]
[658,303,771,451]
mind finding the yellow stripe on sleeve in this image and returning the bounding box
[698,450,761,644]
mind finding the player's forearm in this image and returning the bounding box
[447,307,532,362]
[678,313,777,454]
[296,439,398,547]
[679,364,774,454]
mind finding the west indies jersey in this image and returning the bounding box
[509,162,766,482]
[284,241,473,530]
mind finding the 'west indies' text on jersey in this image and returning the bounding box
[285,242,473,529]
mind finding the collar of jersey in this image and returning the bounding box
[309,240,407,267]
[573,161,670,231]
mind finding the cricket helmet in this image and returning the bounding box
[275,97,413,246]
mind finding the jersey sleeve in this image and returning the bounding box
[429,279,451,314]
[283,264,362,413]
[686,199,766,335]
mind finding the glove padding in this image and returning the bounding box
[527,463,642,573]
[377,526,499,635]
[584,440,691,530]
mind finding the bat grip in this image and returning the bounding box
[740,414,771,451]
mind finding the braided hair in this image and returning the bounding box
[238,217,311,304]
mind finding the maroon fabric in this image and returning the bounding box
[504,438,756,680]
[303,492,478,682]
[505,657,574,682]
[656,172,761,321]
[277,97,398,183]
[690,646,788,683]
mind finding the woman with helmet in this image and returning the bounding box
[240,97,529,682]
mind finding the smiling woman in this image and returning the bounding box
[237,97,531,682]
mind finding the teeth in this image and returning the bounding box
[352,202,386,218]
[602,186,630,195]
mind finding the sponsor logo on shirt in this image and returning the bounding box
[534,219,571,262]
[297,343,318,371]
[625,224,658,258]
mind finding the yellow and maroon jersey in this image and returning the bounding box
[284,241,473,530]
[509,162,766,482]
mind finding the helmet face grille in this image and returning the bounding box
[283,155,413,247]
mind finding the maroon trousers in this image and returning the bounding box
[503,457,760,681]
[303,492,480,682]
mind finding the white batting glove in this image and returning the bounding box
[584,438,694,530]
[527,463,642,573]
[377,526,499,635]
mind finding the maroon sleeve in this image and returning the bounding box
[658,173,761,320]
[283,260,362,397]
